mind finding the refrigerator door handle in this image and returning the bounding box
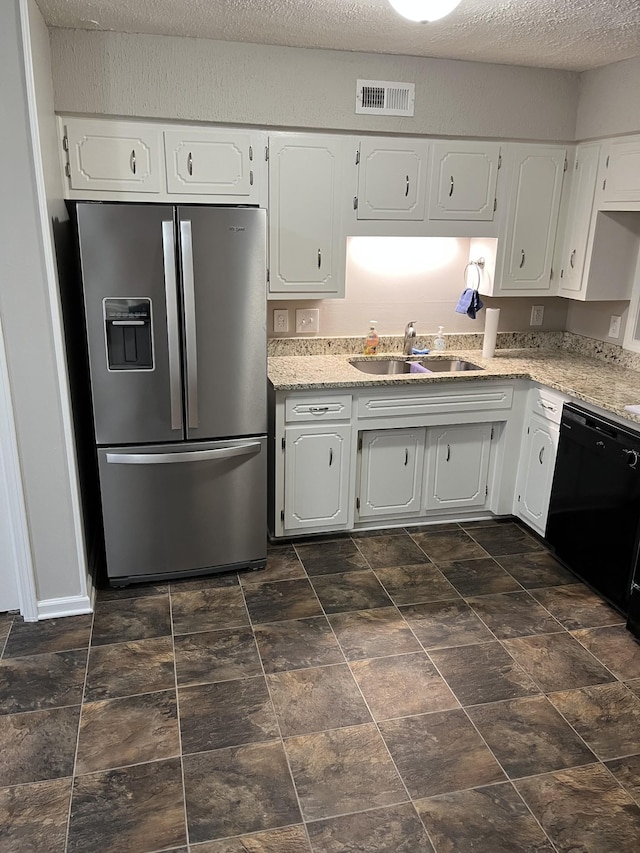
[162,220,183,431]
[106,442,262,465]
[180,219,199,429]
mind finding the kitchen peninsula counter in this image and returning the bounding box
[268,347,640,426]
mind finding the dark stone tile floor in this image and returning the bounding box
[1,519,640,851]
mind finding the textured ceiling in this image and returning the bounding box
[36,0,640,72]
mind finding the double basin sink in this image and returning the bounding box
[350,356,484,375]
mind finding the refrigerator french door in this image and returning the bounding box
[75,202,267,585]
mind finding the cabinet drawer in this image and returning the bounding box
[529,387,569,425]
[357,384,513,420]
[285,395,352,422]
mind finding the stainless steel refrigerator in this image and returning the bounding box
[74,202,267,585]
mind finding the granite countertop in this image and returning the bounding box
[268,347,640,425]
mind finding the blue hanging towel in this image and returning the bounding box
[455,288,484,319]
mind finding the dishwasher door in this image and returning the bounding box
[546,405,640,613]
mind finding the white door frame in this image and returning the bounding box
[0,313,38,620]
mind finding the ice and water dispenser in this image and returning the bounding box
[103,298,153,371]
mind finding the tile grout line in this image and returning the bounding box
[168,584,190,851]
[63,608,95,853]
[239,580,315,852]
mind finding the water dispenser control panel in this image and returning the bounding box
[103,298,154,371]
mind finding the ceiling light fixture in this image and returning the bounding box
[388,0,462,23]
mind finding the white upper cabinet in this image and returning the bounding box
[355,138,429,220]
[556,144,601,298]
[428,141,501,221]
[268,134,349,298]
[164,128,260,200]
[63,118,163,194]
[488,144,566,295]
[601,136,640,207]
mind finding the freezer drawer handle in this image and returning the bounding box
[162,221,183,430]
[105,442,262,465]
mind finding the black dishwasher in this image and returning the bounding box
[546,403,640,616]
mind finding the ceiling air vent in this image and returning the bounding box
[356,79,415,117]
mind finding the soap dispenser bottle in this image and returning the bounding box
[434,326,446,351]
[364,321,379,355]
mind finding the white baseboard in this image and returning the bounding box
[36,593,93,620]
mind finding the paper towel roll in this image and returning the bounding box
[482,308,500,358]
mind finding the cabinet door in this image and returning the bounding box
[602,137,640,204]
[356,138,429,220]
[284,424,351,531]
[516,413,559,535]
[269,135,346,297]
[358,428,426,519]
[425,424,492,510]
[498,145,566,293]
[63,118,163,193]
[558,144,600,295]
[164,129,257,198]
[428,142,500,221]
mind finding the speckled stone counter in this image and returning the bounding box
[268,347,640,427]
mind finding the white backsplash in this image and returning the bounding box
[269,236,568,339]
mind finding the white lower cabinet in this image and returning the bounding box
[357,428,426,519]
[425,424,492,511]
[283,424,352,531]
[515,413,558,534]
[514,386,568,535]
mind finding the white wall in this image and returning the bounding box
[577,57,640,140]
[49,29,579,142]
[269,236,568,338]
[0,0,89,609]
[565,300,631,343]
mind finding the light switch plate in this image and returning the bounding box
[296,308,320,334]
[609,315,622,338]
[273,309,288,333]
[530,305,544,326]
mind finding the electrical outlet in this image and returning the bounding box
[530,305,544,326]
[273,309,288,333]
[296,308,320,334]
[609,315,622,338]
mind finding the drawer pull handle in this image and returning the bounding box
[449,175,454,197]
[405,175,410,197]
[329,447,333,466]
[318,249,322,269]
[539,446,545,464]
[446,444,451,462]
[519,249,526,269]
[187,152,193,176]
[404,448,409,466]
[540,401,556,411]
[309,406,330,414]
[570,249,576,269]
[130,149,136,175]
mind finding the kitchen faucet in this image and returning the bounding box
[403,321,417,355]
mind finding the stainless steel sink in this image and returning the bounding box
[350,357,483,375]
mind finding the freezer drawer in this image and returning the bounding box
[98,437,267,584]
